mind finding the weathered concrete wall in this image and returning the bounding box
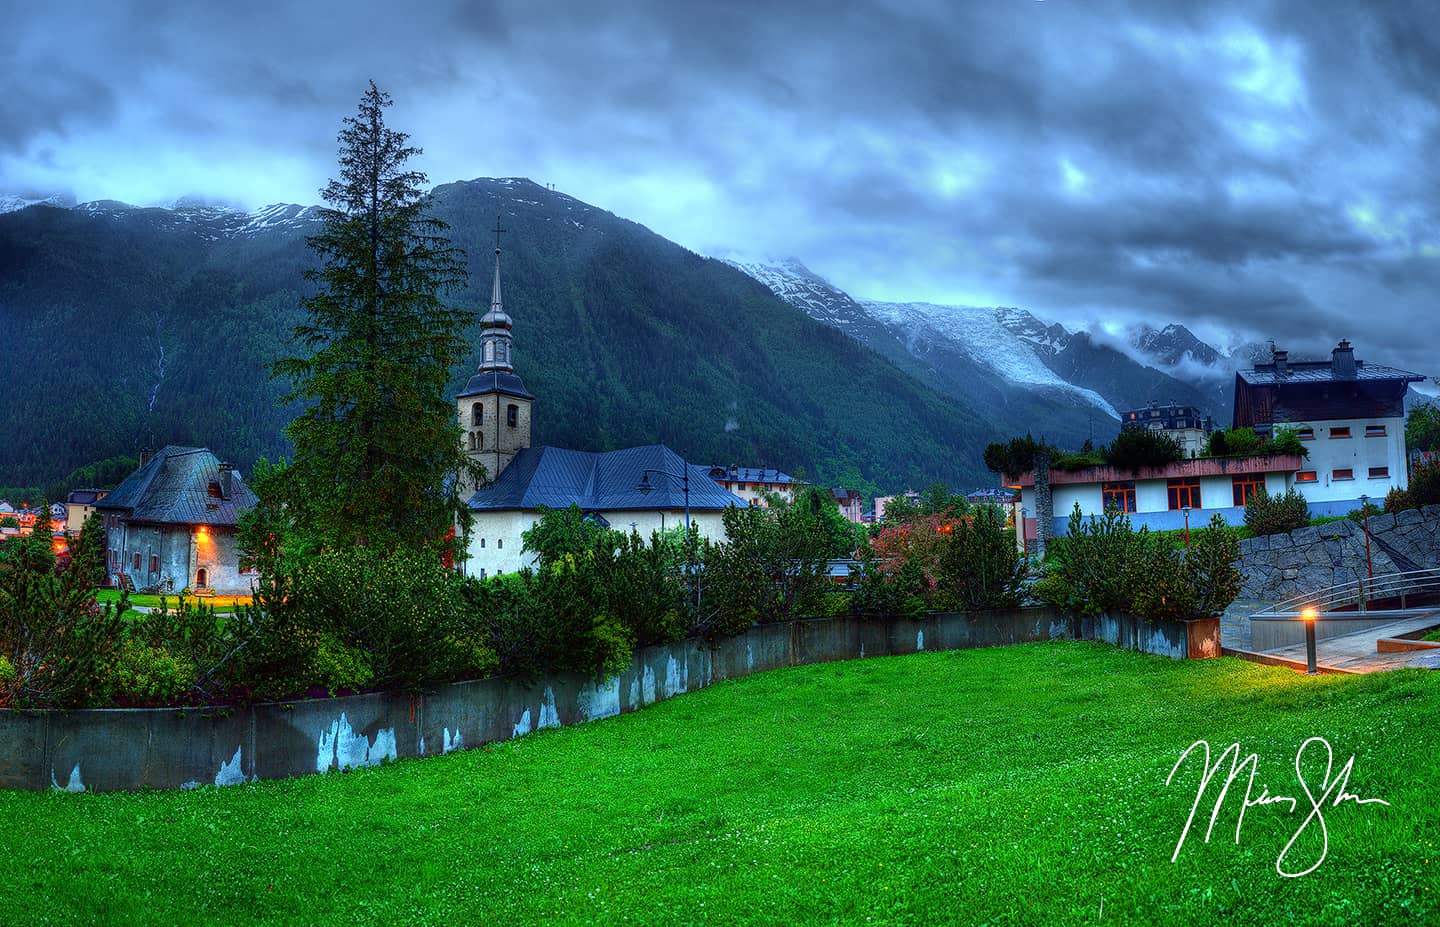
[1237,504,1440,601]
[1093,614,1220,660]
[1,606,1213,793]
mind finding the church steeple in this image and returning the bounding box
[456,216,534,495]
[477,218,514,372]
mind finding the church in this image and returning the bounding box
[456,237,743,577]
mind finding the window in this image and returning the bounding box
[149,555,159,574]
[1296,427,1315,440]
[1333,468,1354,481]
[1296,471,1318,483]
[476,432,483,450]
[497,538,503,549]
[133,552,141,571]
[467,433,476,450]
[479,538,485,548]
[471,403,483,426]
[1167,477,1201,510]
[195,568,208,588]
[207,481,223,498]
[1232,476,1266,506]
[1102,481,1136,513]
[1365,424,1387,437]
[108,549,119,570]
[738,483,748,491]
[507,404,518,427]
[1329,426,1351,439]
[1369,466,1390,479]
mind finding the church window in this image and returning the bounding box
[484,342,494,363]
[507,404,518,427]
[480,538,485,548]
[477,432,483,449]
[498,538,504,549]
[196,567,208,588]
[472,403,483,426]
[468,433,476,450]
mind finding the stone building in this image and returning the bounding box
[96,446,256,595]
[457,237,743,577]
[1119,402,1216,457]
[705,466,800,507]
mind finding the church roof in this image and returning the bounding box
[458,369,535,400]
[96,446,255,527]
[467,444,745,512]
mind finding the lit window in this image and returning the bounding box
[1167,477,1201,510]
[1333,468,1354,481]
[1232,476,1265,506]
[1329,427,1351,439]
[1296,471,1318,483]
[1365,425,1387,437]
[1102,481,1136,513]
[1369,466,1389,479]
[1296,427,1315,440]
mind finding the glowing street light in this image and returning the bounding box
[1302,606,1319,675]
[1181,505,1192,548]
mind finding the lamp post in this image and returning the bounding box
[638,462,696,608]
[1020,507,1029,556]
[1181,505,1192,549]
[1302,607,1318,675]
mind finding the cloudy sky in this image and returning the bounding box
[5,0,1438,376]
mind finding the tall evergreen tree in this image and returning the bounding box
[271,82,477,552]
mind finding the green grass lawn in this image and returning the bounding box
[4,643,1437,925]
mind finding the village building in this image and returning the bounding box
[459,239,743,578]
[96,446,256,594]
[705,466,800,506]
[65,489,107,533]
[1119,402,1216,457]
[831,487,864,523]
[1233,341,1423,516]
[873,491,922,521]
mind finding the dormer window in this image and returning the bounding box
[207,481,223,499]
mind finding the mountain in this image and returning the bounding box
[727,258,1227,446]
[0,179,1007,494]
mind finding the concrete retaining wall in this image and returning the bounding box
[0,606,1213,793]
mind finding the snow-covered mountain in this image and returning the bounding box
[726,257,1230,446]
[2,192,322,240]
[862,300,1120,419]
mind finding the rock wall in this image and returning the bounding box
[1237,504,1440,601]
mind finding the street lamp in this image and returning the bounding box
[638,462,697,607]
[1020,507,1029,555]
[1181,505,1192,549]
[1301,606,1319,675]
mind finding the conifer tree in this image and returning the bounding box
[271,82,478,552]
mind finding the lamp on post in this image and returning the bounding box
[1302,606,1319,675]
[1181,505,1192,549]
[1020,507,1029,556]
[638,461,697,608]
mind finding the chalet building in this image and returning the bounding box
[458,240,743,578]
[65,489,107,533]
[1119,402,1216,457]
[831,488,864,523]
[1233,341,1424,515]
[706,466,800,506]
[96,446,256,594]
[873,491,922,521]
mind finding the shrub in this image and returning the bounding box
[1409,457,1440,508]
[110,639,196,705]
[983,435,1055,478]
[1385,485,1414,513]
[932,505,1026,612]
[848,557,930,620]
[701,502,836,634]
[1105,429,1184,470]
[1244,488,1310,536]
[1186,514,1243,618]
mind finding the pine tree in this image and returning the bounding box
[271,82,477,553]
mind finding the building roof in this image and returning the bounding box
[704,465,798,485]
[1237,360,1424,387]
[468,444,746,513]
[457,369,535,400]
[95,446,256,526]
[66,489,105,506]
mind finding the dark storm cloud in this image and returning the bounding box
[3,0,1437,376]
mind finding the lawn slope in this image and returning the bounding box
[4,643,1437,926]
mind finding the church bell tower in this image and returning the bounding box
[456,219,533,497]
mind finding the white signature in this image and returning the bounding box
[1166,737,1390,878]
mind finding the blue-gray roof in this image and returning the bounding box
[95,446,255,526]
[457,370,535,400]
[1238,360,1424,387]
[703,465,797,484]
[468,444,746,512]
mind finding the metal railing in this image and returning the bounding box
[1255,567,1440,617]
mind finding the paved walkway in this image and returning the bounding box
[1251,612,1440,673]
